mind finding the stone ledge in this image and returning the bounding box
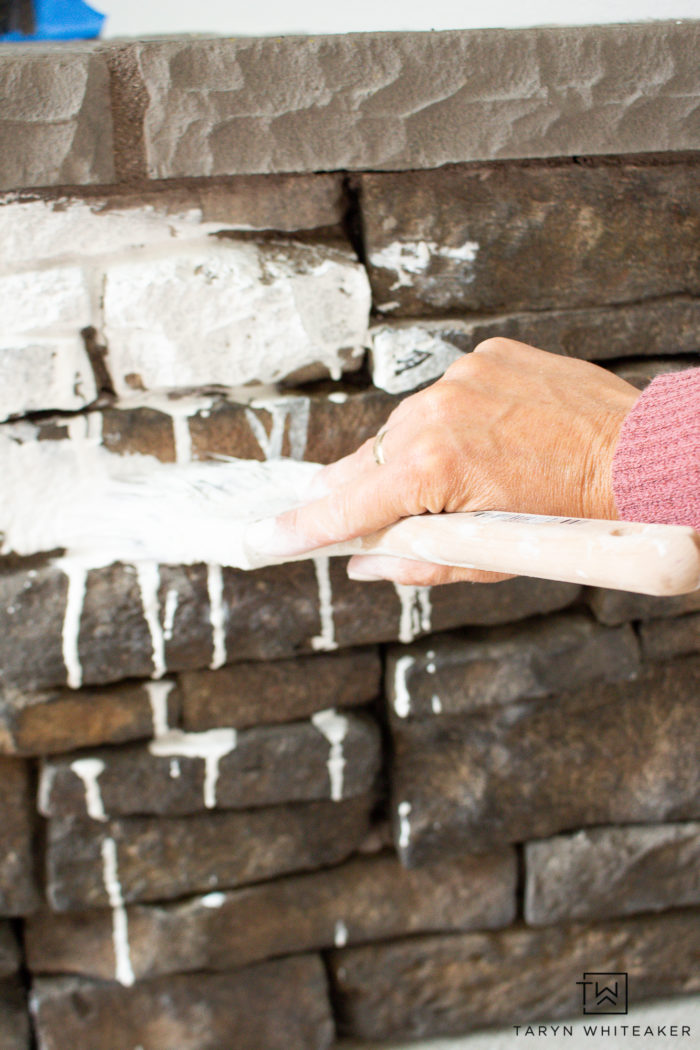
[1,22,699,189]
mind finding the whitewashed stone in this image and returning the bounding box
[102,240,370,394]
[0,337,97,421]
[369,325,463,394]
[0,267,91,333]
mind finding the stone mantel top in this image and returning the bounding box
[0,20,699,190]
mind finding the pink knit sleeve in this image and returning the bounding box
[612,368,700,532]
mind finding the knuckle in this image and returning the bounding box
[472,336,519,359]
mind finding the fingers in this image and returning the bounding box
[347,555,514,586]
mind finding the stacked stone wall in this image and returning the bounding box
[0,24,699,1049]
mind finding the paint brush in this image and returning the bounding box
[1,436,698,596]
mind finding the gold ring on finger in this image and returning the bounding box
[372,427,389,466]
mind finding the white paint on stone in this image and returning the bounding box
[246,394,311,460]
[135,561,166,679]
[370,324,464,394]
[67,410,103,445]
[334,919,349,947]
[369,238,478,291]
[207,563,227,669]
[311,708,349,802]
[102,241,369,396]
[393,655,415,718]
[200,891,226,909]
[0,336,98,422]
[57,558,89,690]
[149,727,238,809]
[394,584,432,643]
[0,266,91,332]
[398,800,412,849]
[311,556,337,651]
[71,757,108,821]
[327,391,348,404]
[163,587,179,641]
[37,765,57,817]
[101,837,135,988]
[170,759,181,779]
[145,679,174,739]
[431,694,443,714]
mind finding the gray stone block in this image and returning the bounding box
[111,23,700,178]
[639,612,700,662]
[0,46,114,190]
[0,923,20,977]
[525,823,700,925]
[0,757,39,915]
[587,586,700,626]
[0,979,29,1050]
[31,956,334,1050]
[390,656,700,863]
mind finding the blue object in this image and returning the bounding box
[1,0,105,41]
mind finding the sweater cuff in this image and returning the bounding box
[612,368,700,532]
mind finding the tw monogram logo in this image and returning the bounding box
[576,972,629,1015]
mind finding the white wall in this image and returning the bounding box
[101,0,698,38]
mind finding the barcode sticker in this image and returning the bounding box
[471,511,584,525]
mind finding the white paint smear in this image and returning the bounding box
[334,919,349,948]
[370,239,479,291]
[246,395,310,461]
[71,757,108,821]
[163,587,179,641]
[57,558,88,689]
[101,837,135,987]
[149,728,237,809]
[311,708,349,801]
[398,800,412,850]
[394,584,432,643]
[207,563,227,670]
[393,655,414,718]
[145,679,174,738]
[311,556,337,651]
[200,891,226,909]
[135,561,166,679]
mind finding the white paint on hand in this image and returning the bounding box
[135,561,166,679]
[101,837,135,987]
[334,919,349,947]
[149,728,238,809]
[145,679,174,739]
[393,655,415,718]
[57,558,89,689]
[311,556,337,651]
[311,708,349,802]
[206,563,227,669]
[397,800,412,850]
[71,757,108,821]
[394,584,432,643]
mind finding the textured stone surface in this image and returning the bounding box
[525,822,700,925]
[0,46,114,190]
[27,849,516,980]
[0,757,39,915]
[587,586,700,626]
[119,23,700,178]
[0,558,578,692]
[0,679,181,756]
[0,979,30,1050]
[360,160,700,316]
[181,649,381,731]
[639,612,700,662]
[45,794,373,910]
[385,612,639,721]
[369,300,700,393]
[31,955,333,1050]
[39,712,380,819]
[609,355,700,391]
[328,911,700,1040]
[0,923,20,977]
[0,336,97,422]
[102,240,370,395]
[390,656,700,863]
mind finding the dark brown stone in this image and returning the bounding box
[525,822,700,925]
[385,612,639,721]
[181,648,381,731]
[31,955,333,1050]
[328,911,700,1040]
[0,679,181,756]
[39,712,381,819]
[27,848,516,981]
[0,922,20,977]
[587,586,700,626]
[639,612,700,662]
[390,656,700,863]
[0,757,39,915]
[359,160,700,316]
[0,978,30,1050]
[46,794,374,910]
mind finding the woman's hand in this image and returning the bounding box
[256,338,641,585]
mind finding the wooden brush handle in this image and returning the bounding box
[352,512,700,596]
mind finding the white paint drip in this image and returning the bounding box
[37,765,56,817]
[145,679,174,739]
[170,759,181,779]
[206,563,227,670]
[393,655,414,718]
[71,757,108,821]
[135,561,166,679]
[394,584,432,643]
[149,728,238,809]
[246,395,310,461]
[327,392,348,404]
[200,891,226,909]
[311,708,348,802]
[311,556,337,651]
[171,415,193,466]
[431,695,443,714]
[58,559,88,689]
[370,239,479,290]
[67,411,103,445]
[334,919,349,947]
[163,587,179,641]
[101,837,135,987]
[397,800,412,850]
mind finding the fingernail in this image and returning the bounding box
[246,517,308,558]
[347,556,401,582]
